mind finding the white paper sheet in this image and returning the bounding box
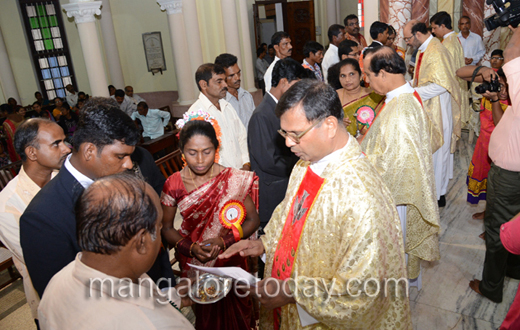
[188,263,260,286]
[296,303,319,327]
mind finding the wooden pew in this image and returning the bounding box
[140,130,179,156]
[155,149,183,179]
[0,161,22,191]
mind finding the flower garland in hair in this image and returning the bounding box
[176,109,222,165]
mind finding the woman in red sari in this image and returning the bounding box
[467,69,510,219]
[161,119,260,330]
[1,103,25,162]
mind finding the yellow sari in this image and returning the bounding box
[342,92,385,136]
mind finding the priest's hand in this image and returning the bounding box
[192,243,220,263]
[342,117,352,127]
[250,278,296,309]
[218,239,265,259]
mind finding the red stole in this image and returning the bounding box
[414,52,425,87]
[271,167,325,330]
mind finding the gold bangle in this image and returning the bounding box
[175,237,186,249]
[220,237,226,250]
[189,242,197,257]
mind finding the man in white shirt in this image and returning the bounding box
[264,31,293,92]
[131,102,171,141]
[125,85,146,105]
[0,118,70,323]
[215,53,256,129]
[112,89,137,116]
[39,174,194,330]
[256,47,269,93]
[65,84,78,107]
[189,63,250,170]
[458,16,486,65]
[322,24,346,82]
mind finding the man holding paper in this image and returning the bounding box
[221,80,412,329]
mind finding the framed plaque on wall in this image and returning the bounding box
[142,32,166,74]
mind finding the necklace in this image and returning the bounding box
[188,164,214,190]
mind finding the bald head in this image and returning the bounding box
[363,46,407,95]
[403,20,430,49]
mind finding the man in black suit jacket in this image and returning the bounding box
[248,58,311,230]
[20,98,142,298]
[367,21,389,49]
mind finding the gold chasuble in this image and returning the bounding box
[413,37,462,153]
[260,137,412,330]
[360,92,441,279]
[443,32,471,127]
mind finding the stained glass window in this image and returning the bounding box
[19,0,76,101]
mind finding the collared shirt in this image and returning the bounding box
[386,83,415,104]
[264,56,281,92]
[419,34,434,52]
[302,59,324,81]
[267,91,278,104]
[111,95,137,116]
[188,93,249,168]
[256,57,269,79]
[128,93,146,105]
[0,166,54,318]
[458,31,486,65]
[322,44,339,82]
[346,32,368,48]
[66,92,78,108]
[38,253,194,330]
[489,56,520,171]
[131,109,170,140]
[64,154,93,189]
[225,87,256,129]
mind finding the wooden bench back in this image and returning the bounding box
[155,149,183,179]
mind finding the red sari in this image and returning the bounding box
[161,167,258,330]
[467,98,509,204]
[2,119,22,162]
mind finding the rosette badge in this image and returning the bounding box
[219,200,246,242]
[355,105,376,128]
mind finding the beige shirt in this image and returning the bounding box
[188,93,249,168]
[0,167,46,319]
[489,57,520,171]
[39,253,194,330]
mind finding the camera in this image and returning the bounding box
[484,0,520,31]
[475,76,502,94]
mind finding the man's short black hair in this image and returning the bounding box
[370,21,389,40]
[271,31,291,46]
[137,101,148,109]
[430,11,452,30]
[460,15,471,22]
[491,49,504,57]
[268,44,274,50]
[72,97,140,152]
[114,89,125,98]
[214,53,238,69]
[364,46,407,75]
[78,91,86,97]
[276,80,343,122]
[272,58,309,88]
[344,14,359,26]
[14,118,53,162]
[195,63,225,91]
[1,103,14,115]
[411,22,429,35]
[338,39,359,58]
[328,24,345,42]
[76,173,158,255]
[34,91,42,98]
[303,41,324,58]
[257,47,266,57]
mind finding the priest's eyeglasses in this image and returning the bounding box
[403,33,415,42]
[278,118,324,144]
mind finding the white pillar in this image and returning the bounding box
[157,0,197,105]
[62,1,109,97]
[220,0,242,65]
[327,0,337,27]
[238,0,257,92]
[99,0,125,89]
[364,0,380,44]
[0,26,20,103]
[181,0,203,84]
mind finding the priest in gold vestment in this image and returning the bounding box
[430,11,471,127]
[361,47,440,287]
[221,80,412,330]
[404,20,462,205]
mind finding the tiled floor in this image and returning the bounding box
[0,130,517,329]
